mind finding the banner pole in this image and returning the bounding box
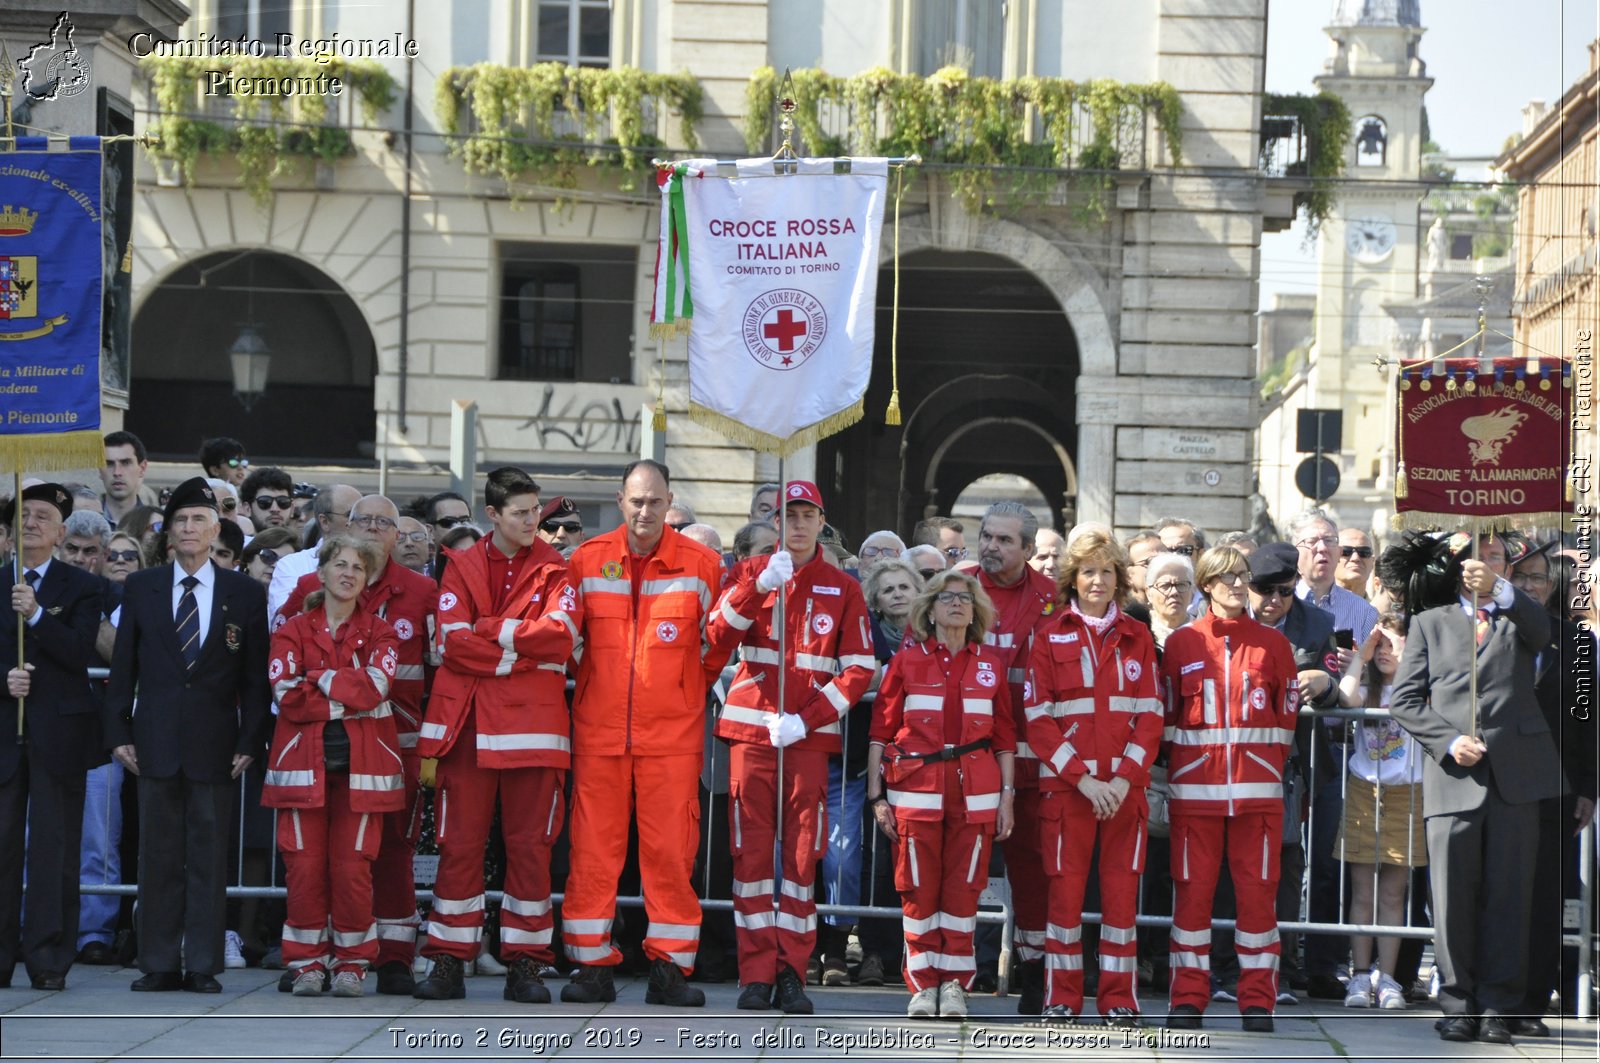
[13,471,23,740]
[1469,518,1481,740]
[774,455,788,916]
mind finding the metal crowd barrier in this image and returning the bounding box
[75,672,1595,1017]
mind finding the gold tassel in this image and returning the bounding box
[1394,461,1408,499]
[652,397,667,433]
[884,389,902,426]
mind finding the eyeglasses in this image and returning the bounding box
[918,568,941,581]
[944,547,968,560]
[859,546,900,559]
[935,591,974,605]
[542,521,582,534]
[397,531,430,543]
[433,515,473,529]
[1339,545,1374,559]
[106,549,141,563]
[253,495,295,511]
[351,515,397,530]
[668,522,693,532]
[1167,545,1197,557]
[225,458,249,470]
[1296,535,1338,551]
[1152,580,1193,596]
[1252,582,1296,599]
[1214,570,1249,586]
[254,548,282,566]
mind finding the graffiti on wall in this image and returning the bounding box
[518,384,640,453]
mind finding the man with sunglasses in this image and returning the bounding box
[239,467,297,531]
[536,496,584,560]
[199,438,250,488]
[424,492,474,573]
[1336,529,1377,599]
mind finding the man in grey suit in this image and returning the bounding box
[1389,533,1563,1045]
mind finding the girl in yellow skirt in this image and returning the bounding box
[1336,614,1425,1010]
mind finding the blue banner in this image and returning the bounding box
[0,136,103,472]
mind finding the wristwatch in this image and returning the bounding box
[869,794,887,806]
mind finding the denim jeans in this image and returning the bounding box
[77,760,124,949]
[820,762,865,928]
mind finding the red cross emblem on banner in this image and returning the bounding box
[742,289,828,371]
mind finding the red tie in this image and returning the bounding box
[1476,608,1491,647]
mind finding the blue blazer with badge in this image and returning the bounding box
[0,561,105,781]
[102,562,271,782]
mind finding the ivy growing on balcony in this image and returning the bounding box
[433,64,703,197]
[1261,91,1352,230]
[742,66,1184,213]
[143,55,397,206]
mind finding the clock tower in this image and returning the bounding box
[1305,0,1432,530]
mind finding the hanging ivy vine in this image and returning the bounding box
[434,63,703,198]
[743,65,1183,213]
[142,55,396,206]
[1261,91,1352,231]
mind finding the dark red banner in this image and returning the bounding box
[1396,356,1571,521]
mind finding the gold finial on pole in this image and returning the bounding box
[773,69,797,164]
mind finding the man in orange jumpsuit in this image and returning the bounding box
[412,468,577,1004]
[559,459,725,1007]
[705,481,876,1014]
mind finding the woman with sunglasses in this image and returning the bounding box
[1023,529,1160,1028]
[1160,546,1300,1034]
[102,532,144,584]
[115,505,165,568]
[241,527,300,591]
[865,569,1015,1021]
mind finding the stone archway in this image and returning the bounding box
[129,249,377,461]
[916,411,1079,531]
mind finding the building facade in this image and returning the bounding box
[6,0,1310,539]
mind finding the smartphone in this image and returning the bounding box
[1334,629,1354,650]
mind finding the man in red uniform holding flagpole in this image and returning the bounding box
[412,468,577,1003]
[706,482,876,1014]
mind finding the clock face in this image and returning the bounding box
[1346,216,1397,263]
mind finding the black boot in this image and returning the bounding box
[775,964,815,1015]
[1016,959,1045,1015]
[560,964,617,1003]
[412,954,466,1000]
[737,981,774,1009]
[504,957,551,1003]
[645,958,706,1006]
[374,961,416,996]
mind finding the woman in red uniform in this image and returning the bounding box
[1024,528,1162,1028]
[265,536,405,998]
[1159,545,1299,1033]
[866,570,1015,1021]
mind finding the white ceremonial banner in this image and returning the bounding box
[663,157,888,454]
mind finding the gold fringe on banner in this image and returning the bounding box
[688,399,865,458]
[0,430,103,475]
[1389,511,1570,533]
[649,320,691,341]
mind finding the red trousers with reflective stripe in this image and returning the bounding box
[562,752,703,972]
[1000,786,1048,963]
[1169,811,1282,1013]
[372,751,422,968]
[728,742,827,985]
[1038,787,1147,1013]
[424,718,564,962]
[277,773,383,973]
[895,763,992,992]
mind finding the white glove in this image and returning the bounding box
[756,550,795,593]
[766,711,807,748]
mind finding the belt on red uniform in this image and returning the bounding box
[899,738,991,763]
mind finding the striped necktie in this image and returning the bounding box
[1475,608,1492,647]
[176,575,201,668]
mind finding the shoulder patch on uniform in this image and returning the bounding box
[394,618,415,641]
[438,592,458,612]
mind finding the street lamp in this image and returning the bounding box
[229,323,271,411]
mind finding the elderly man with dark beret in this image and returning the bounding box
[104,477,272,993]
[1,483,106,990]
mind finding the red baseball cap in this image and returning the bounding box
[782,481,826,514]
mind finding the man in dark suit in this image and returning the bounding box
[103,478,271,993]
[1509,542,1597,1031]
[1389,532,1563,1045]
[1,483,105,990]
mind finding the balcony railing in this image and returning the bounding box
[1259,92,1352,228]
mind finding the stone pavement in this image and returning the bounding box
[0,965,1592,1062]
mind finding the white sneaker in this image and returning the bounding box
[1375,973,1406,1010]
[1343,972,1374,1008]
[412,953,429,975]
[330,970,364,997]
[907,986,939,1019]
[291,969,326,996]
[223,931,246,970]
[475,950,507,976]
[938,980,968,1020]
